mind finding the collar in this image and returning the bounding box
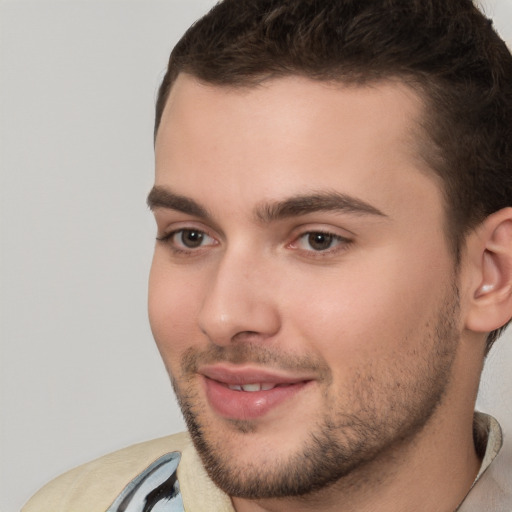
[107,412,509,512]
[457,412,512,511]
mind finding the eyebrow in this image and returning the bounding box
[254,191,387,222]
[147,186,386,222]
[147,186,210,218]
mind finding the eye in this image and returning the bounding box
[174,229,209,249]
[157,228,217,251]
[292,231,350,253]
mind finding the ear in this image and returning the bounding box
[464,207,512,334]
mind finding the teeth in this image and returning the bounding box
[227,383,277,392]
[241,383,262,392]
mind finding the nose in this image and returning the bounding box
[198,249,281,346]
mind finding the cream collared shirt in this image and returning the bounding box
[23,412,511,511]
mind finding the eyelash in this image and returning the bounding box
[156,228,352,257]
[290,231,352,256]
[156,228,217,255]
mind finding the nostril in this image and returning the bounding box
[232,331,265,343]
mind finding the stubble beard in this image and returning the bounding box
[170,284,460,500]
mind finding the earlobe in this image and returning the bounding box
[465,207,512,334]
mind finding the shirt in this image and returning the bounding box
[23,412,511,512]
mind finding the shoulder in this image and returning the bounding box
[22,432,193,512]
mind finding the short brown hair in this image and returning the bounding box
[155,0,512,350]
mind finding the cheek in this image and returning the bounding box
[148,257,203,365]
[283,247,452,364]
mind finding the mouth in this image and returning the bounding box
[224,382,294,392]
[199,364,314,421]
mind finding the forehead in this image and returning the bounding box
[154,74,442,223]
[157,74,426,151]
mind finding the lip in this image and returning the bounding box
[200,364,314,385]
[200,364,314,420]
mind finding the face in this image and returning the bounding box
[149,75,461,499]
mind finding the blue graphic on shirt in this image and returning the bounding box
[107,452,184,512]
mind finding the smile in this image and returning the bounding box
[198,365,314,421]
[226,383,292,392]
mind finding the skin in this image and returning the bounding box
[149,74,487,512]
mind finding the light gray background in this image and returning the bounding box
[1,1,511,511]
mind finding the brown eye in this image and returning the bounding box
[156,227,217,253]
[291,230,350,255]
[307,232,336,251]
[177,229,205,248]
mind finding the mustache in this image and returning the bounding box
[180,343,332,380]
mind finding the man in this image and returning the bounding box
[24,0,512,510]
